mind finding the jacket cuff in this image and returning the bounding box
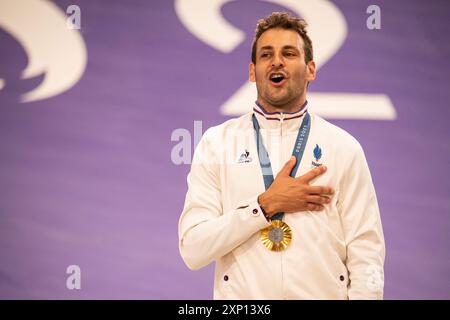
[236,196,271,228]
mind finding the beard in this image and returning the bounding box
[255,78,301,108]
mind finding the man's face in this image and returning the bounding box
[249,28,316,110]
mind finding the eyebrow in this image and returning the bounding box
[258,45,300,52]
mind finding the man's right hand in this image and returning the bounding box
[257,156,335,218]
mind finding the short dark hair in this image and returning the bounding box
[251,12,313,65]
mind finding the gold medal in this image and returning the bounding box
[261,220,292,251]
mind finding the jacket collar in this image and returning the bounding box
[253,100,308,131]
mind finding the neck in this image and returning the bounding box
[256,97,307,114]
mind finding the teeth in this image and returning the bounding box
[270,74,284,79]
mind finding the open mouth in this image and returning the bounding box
[270,73,285,84]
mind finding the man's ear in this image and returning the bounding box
[249,63,256,82]
[306,60,316,82]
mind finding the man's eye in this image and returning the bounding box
[285,52,296,57]
[261,53,270,58]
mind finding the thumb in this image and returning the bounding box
[278,156,296,177]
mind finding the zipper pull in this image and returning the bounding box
[280,112,284,137]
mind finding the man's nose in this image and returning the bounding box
[272,53,284,67]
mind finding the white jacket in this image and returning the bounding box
[178,102,385,299]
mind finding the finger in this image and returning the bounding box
[306,203,325,211]
[306,195,331,205]
[277,156,296,177]
[308,186,335,195]
[298,166,327,183]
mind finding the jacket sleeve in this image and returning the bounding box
[337,143,386,299]
[178,129,270,270]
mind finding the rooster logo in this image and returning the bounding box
[237,149,252,163]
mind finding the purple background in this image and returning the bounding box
[0,0,449,299]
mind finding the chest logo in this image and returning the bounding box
[311,144,323,168]
[237,149,252,164]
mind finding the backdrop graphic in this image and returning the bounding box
[0,0,449,299]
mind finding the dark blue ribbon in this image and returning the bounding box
[252,112,311,221]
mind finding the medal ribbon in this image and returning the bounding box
[252,111,311,221]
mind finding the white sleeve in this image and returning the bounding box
[178,130,270,270]
[337,143,386,299]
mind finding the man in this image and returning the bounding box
[178,12,385,299]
